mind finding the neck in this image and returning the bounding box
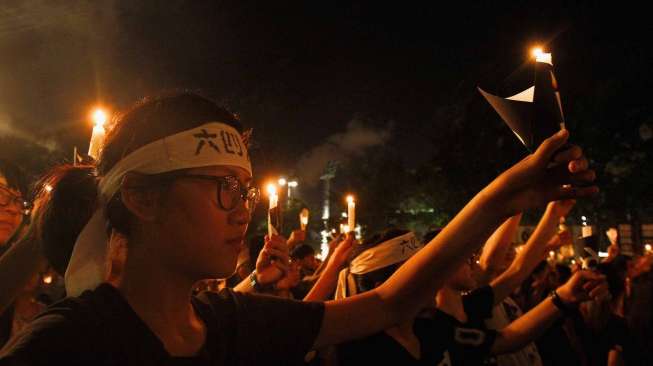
[118,239,206,356]
[436,286,467,323]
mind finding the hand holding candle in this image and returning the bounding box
[346,195,355,234]
[299,208,309,231]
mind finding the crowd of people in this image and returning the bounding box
[0,92,649,365]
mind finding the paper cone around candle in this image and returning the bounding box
[479,58,565,152]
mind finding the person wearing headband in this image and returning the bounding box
[1,92,601,365]
[335,225,608,365]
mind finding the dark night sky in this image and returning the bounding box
[1,1,651,194]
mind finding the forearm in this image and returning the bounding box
[491,206,557,303]
[233,276,254,293]
[304,265,339,302]
[491,297,562,354]
[479,214,522,277]
[0,236,45,313]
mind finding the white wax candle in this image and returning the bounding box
[88,124,106,160]
[300,209,309,231]
[582,225,593,238]
[347,196,355,233]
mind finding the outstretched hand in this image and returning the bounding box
[328,233,356,269]
[557,270,609,305]
[486,130,598,216]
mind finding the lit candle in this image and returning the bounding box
[531,47,552,65]
[88,108,107,160]
[346,195,355,233]
[300,208,309,231]
[267,183,279,237]
[581,225,593,238]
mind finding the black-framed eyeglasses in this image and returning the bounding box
[0,184,26,211]
[175,174,260,212]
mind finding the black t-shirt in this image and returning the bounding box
[575,314,630,366]
[338,318,444,366]
[0,283,324,366]
[427,285,498,365]
[338,286,497,366]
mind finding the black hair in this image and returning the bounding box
[37,91,242,274]
[0,158,28,197]
[290,244,316,261]
[32,165,97,275]
[100,92,242,236]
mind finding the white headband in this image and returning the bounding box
[335,232,422,299]
[65,122,251,296]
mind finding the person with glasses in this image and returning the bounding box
[0,160,28,249]
[0,92,601,365]
[0,160,48,349]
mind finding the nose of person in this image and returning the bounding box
[228,199,251,227]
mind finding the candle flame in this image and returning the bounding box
[646,244,652,252]
[266,183,277,196]
[531,47,544,58]
[346,195,355,204]
[43,275,53,284]
[92,108,108,128]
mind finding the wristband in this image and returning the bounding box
[249,270,265,292]
[550,289,576,316]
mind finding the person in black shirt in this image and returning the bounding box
[337,230,609,366]
[0,92,598,365]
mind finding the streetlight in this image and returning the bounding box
[287,180,298,199]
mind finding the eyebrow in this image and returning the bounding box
[221,166,253,184]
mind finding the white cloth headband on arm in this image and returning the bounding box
[65,122,252,296]
[335,231,422,299]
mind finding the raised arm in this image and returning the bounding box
[478,213,522,282]
[313,130,598,348]
[303,234,354,302]
[491,270,608,354]
[490,199,575,305]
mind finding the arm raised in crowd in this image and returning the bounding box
[491,269,608,354]
[490,199,575,305]
[314,129,598,348]
[303,234,354,302]
[478,213,522,281]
